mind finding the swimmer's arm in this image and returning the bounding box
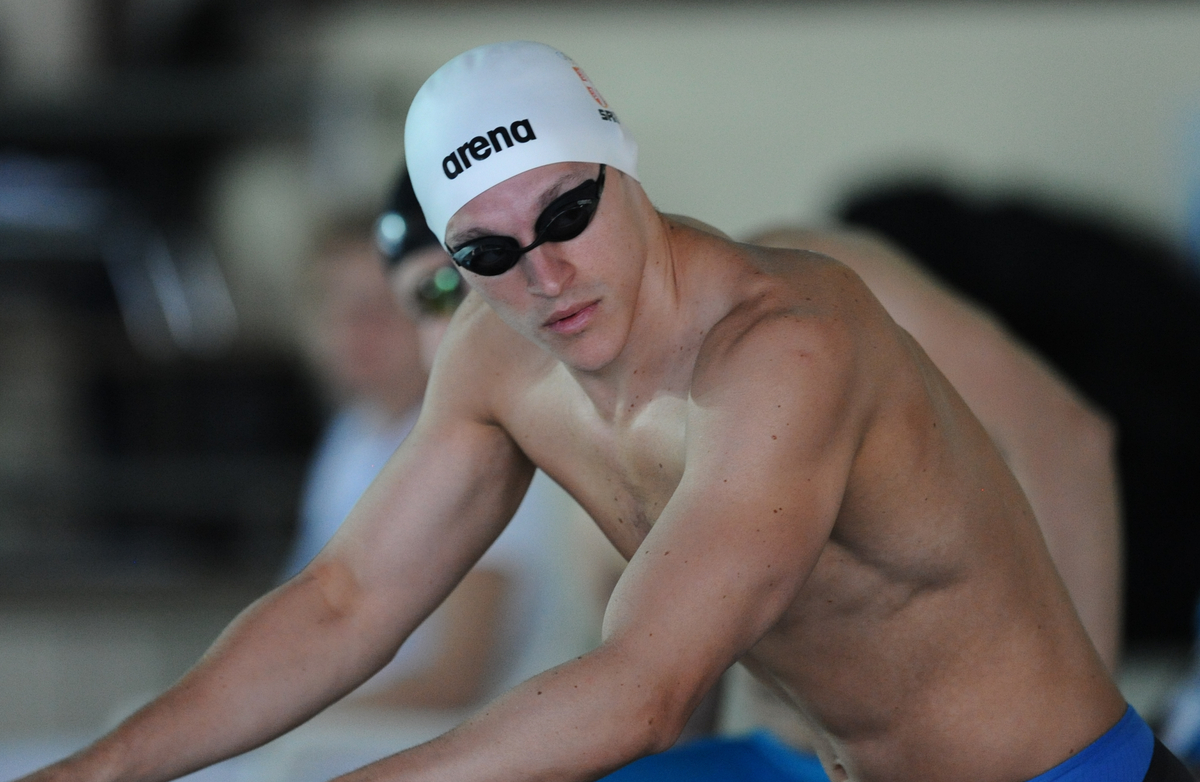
[328,313,858,782]
[751,226,1122,669]
[349,568,509,710]
[16,365,533,782]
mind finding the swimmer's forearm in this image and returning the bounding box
[333,645,683,782]
[16,565,392,782]
[352,569,508,711]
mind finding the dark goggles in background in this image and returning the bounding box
[448,164,606,277]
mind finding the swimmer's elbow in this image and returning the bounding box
[590,664,691,757]
[628,676,706,755]
[619,696,688,758]
[587,636,711,758]
[297,557,369,624]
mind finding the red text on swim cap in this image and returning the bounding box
[572,66,608,109]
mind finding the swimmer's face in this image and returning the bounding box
[444,162,647,372]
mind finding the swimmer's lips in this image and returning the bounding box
[544,301,599,335]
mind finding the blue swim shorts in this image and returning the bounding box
[598,731,827,782]
[1026,706,1192,782]
[598,707,1194,782]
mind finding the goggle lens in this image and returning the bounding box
[449,165,606,277]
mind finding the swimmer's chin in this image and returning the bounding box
[536,329,624,375]
[544,342,619,375]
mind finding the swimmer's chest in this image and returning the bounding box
[506,383,689,559]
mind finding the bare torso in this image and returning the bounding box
[445,220,1123,782]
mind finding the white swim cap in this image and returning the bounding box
[404,41,639,244]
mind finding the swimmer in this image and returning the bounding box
[18,41,1190,782]
[381,165,1123,675]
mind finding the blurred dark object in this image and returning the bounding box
[101,0,273,69]
[0,154,322,591]
[0,0,314,234]
[0,0,323,594]
[0,206,322,591]
[839,183,1200,644]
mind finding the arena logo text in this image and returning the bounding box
[442,119,536,179]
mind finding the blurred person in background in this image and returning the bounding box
[295,209,602,711]
[830,183,1200,655]
[365,173,609,706]
[286,219,426,586]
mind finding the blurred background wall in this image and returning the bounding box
[313,3,1200,251]
[0,0,1198,758]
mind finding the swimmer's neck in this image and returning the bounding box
[565,212,741,421]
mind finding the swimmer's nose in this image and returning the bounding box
[521,246,574,298]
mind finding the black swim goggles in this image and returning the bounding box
[447,164,606,277]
